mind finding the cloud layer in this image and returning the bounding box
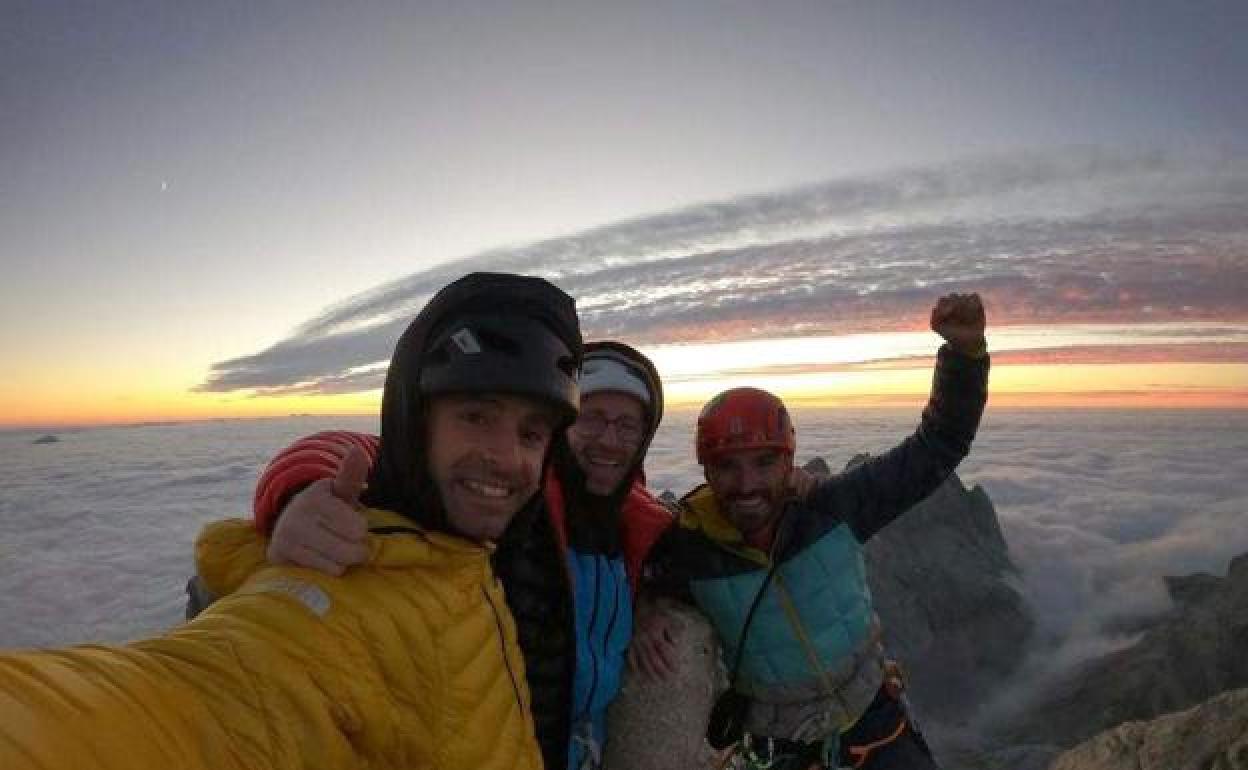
[199,148,1248,394]
[5,409,1244,663]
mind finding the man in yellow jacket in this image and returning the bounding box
[0,272,585,770]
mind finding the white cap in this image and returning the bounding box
[580,352,651,406]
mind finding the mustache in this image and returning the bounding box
[581,442,634,459]
[448,457,535,489]
[727,490,775,501]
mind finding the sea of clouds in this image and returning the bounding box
[3,409,1245,671]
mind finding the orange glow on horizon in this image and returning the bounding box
[5,390,382,430]
[660,361,1248,410]
[4,340,1245,430]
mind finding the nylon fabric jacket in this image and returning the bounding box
[247,430,674,770]
[646,345,989,739]
[0,508,541,770]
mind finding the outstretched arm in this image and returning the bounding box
[2,566,365,770]
[809,292,990,542]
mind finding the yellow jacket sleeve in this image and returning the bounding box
[1,511,543,770]
[0,570,375,770]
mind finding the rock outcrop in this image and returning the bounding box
[1048,687,1248,770]
[603,599,724,770]
[1007,553,1248,747]
[856,454,1033,719]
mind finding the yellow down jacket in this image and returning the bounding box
[0,508,541,770]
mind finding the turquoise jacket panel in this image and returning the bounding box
[690,524,873,688]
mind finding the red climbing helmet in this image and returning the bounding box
[695,387,796,465]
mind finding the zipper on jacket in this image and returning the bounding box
[483,583,527,714]
[577,556,603,722]
[723,507,789,668]
[599,561,624,696]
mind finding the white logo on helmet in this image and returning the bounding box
[450,328,482,354]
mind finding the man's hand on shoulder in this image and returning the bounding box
[267,446,370,576]
[629,599,681,681]
[931,292,987,357]
[788,465,818,501]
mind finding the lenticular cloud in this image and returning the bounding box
[198,147,1248,396]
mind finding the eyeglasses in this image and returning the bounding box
[572,412,645,445]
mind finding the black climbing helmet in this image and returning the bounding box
[420,312,581,423]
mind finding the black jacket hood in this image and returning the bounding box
[362,272,583,531]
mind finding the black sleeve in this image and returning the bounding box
[184,574,218,621]
[640,526,696,604]
[806,344,989,543]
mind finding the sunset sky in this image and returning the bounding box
[4,1,1247,429]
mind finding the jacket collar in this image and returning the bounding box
[678,485,771,565]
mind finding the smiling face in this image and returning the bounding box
[425,393,558,541]
[566,391,648,496]
[703,448,792,540]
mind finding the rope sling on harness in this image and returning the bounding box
[844,717,908,769]
[706,514,915,770]
[708,516,834,770]
[840,660,912,769]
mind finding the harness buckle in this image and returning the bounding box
[882,659,905,700]
[571,719,603,770]
[740,733,780,768]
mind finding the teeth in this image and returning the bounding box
[463,479,510,498]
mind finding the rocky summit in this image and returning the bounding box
[603,598,724,770]
[855,455,1033,719]
[1049,687,1248,770]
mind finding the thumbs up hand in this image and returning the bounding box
[267,445,371,576]
[329,443,370,507]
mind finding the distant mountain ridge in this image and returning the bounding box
[1004,552,1248,749]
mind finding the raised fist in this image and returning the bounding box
[930,292,987,355]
